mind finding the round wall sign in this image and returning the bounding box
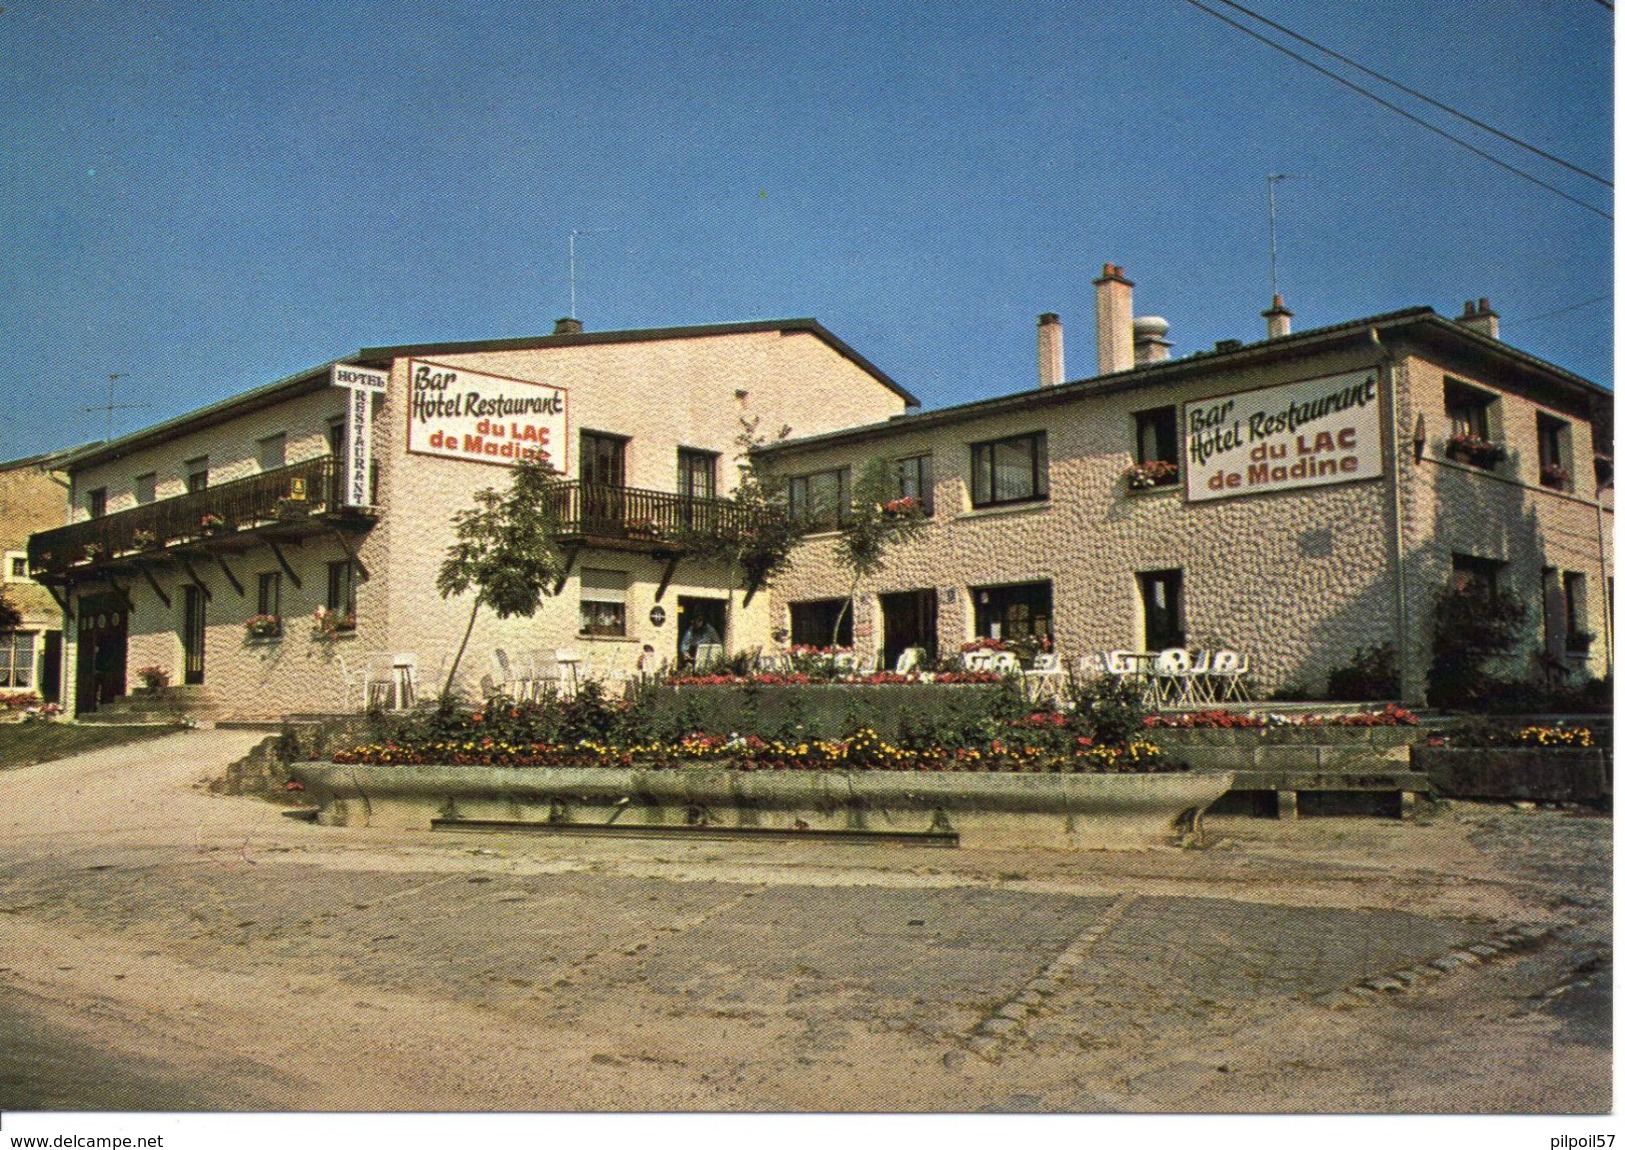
[649,605,667,627]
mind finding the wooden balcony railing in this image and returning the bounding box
[545,481,756,547]
[28,456,368,581]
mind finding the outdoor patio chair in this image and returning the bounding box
[1184,649,1216,705]
[334,653,362,712]
[528,650,560,700]
[831,651,857,675]
[363,654,398,710]
[391,653,419,710]
[986,651,1020,675]
[1209,650,1251,702]
[1151,648,1195,709]
[693,643,723,672]
[1023,651,1065,706]
[962,650,992,672]
[894,646,925,675]
[1076,651,1106,679]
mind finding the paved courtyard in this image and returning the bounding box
[0,729,1610,1112]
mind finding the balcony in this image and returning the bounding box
[28,456,376,583]
[544,481,758,553]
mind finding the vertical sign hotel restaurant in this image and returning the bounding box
[331,364,387,506]
[1184,369,1383,501]
[406,361,567,471]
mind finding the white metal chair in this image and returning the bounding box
[1151,648,1194,709]
[334,653,362,711]
[1209,650,1252,702]
[1023,651,1065,706]
[895,646,925,675]
[962,649,993,672]
[831,650,857,675]
[986,650,1020,675]
[391,653,418,710]
[363,654,398,710]
[1184,649,1215,705]
[692,643,723,673]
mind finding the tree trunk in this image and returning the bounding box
[442,598,482,705]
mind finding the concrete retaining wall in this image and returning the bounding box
[1414,746,1613,804]
[290,762,1235,851]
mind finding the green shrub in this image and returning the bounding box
[1325,643,1399,701]
[1428,587,1526,708]
[1064,674,1149,747]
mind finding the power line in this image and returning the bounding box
[1521,294,1611,323]
[1180,0,1612,221]
[1204,0,1610,189]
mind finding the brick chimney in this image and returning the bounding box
[553,317,584,335]
[1037,313,1065,388]
[1456,298,1499,339]
[1094,263,1135,375]
[1262,294,1293,339]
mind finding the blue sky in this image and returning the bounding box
[0,0,1612,460]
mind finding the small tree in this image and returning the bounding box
[677,417,805,605]
[0,590,20,630]
[1427,586,1527,707]
[828,457,928,649]
[436,459,568,702]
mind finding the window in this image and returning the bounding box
[580,431,627,488]
[257,571,281,619]
[972,581,1053,644]
[134,472,157,505]
[1451,554,1503,600]
[1564,572,1591,651]
[328,418,347,477]
[970,432,1048,507]
[1135,406,1180,470]
[1444,380,1501,467]
[1139,569,1185,651]
[326,560,357,624]
[0,631,35,688]
[1538,413,1572,490]
[87,487,107,519]
[579,568,628,637]
[257,433,287,471]
[790,598,853,648]
[894,454,934,516]
[787,467,850,531]
[185,456,209,493]
[677,448,718,500]
[5,552,29,583]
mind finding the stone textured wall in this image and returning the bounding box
[766,338,1612,702]
[61,328,906,717]
[0,457,69,694]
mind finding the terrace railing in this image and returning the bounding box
[545,481,755,547]
[28,456,364,580]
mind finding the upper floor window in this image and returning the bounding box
[328,418,348,476]
[970,432,1048,508]
[1537,413,1572,490]
[1451,553,1503,601]
[87,487,107,519]
[257,571,282,620]
[185,456,209,493]
[134,472,157,505]
[326,560,358,625]
[1444,380,1503,467]
[894,454,934,516]
[787,467,850,531]
[257,433,287,471]
[677,448,718,500]
[581,431,627,488]
[1135,406,1179,467]
[1563,572,1591,652]
[5,552,30,583]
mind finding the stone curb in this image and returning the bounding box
[965,893,1139,1062]
[1312,924,1554,1010]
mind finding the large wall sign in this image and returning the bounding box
[406,360,568,470]
[1185,369,1383,501]
[330,364,385,506]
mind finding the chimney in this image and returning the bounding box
[1132,316,1172,364]
[1093,263,1135,374]
[553,316,584,335]
[1262,294,1293,339]
[1037,313,1065,388]
[1455,298,1499,340]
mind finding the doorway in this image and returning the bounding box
[676,596,728,668]
[183,585,206,685]
[74,594,128,714]
[880,589,938,670]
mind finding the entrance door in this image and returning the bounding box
[40,630,62,705]
[676,596,728,668]
[74,594,128,714]
[880,589,938,671]
[183,585,206,685]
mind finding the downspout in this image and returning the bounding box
[1595,494,1613,677]
[1370,329,1411,703]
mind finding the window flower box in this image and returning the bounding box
[131,529,159,550]
[198,513,227,535]
[1540,461,1571,489]
[1445,433,1506,468]
[313,607,357,638]
[245,614,283,639]
[1124,459,1179,490]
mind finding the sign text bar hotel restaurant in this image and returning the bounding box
[331,364,386,506]
[1184,369,1383,502]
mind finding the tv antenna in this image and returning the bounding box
[568,227,616,320]
[1266,173,1300,300]
[83,372,148,440]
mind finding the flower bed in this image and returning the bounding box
[1145,704,1419,729]
[665,670,1003,687]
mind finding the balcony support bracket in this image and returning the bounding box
[214,553,245,598]
[141,567,172,610]
[46,583,73,622]
[552,546,581,597]
[331,530,369,582]
[742,573,763,608]
[653,552,681,603]
[266,539,303,590]
[182,560,212,601]
[107,578,135,614]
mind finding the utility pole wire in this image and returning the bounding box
[1205,0,1611,188]
[1180,0,1613,222]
